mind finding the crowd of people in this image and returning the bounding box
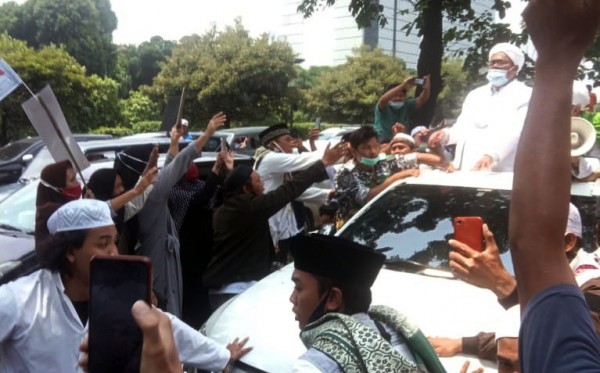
[1,0,600,372]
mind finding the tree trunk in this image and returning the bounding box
[414,0,443,127]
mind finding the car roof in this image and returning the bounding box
[217,126,267,134]
[400,168,600,197]
[337,168,600,235]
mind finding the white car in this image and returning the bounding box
[203,170,600,373]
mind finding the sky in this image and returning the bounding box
[0,0,527,44]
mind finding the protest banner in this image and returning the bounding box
[0,59,22,102]
[22,85,90,183]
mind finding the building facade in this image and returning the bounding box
[279,0,494,68]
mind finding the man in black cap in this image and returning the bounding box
[254,123,331,264]
[289,234,445,373]
[203,142,345,311]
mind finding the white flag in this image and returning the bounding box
[0,59,22,102]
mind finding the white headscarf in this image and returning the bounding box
[489,43,525,72]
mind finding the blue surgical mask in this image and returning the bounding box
[486,68,510,88]
[359,156,380,167]
[389,101,404,110]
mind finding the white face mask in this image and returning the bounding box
[486,68,510,88]
[389,101,405,110]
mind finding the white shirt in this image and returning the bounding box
[256,150,330,243]
[0,270,230,373]
[443,80,531,172]
[572,157,600,180]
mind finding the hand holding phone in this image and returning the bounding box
[414,78,425,85]
[453,216,484,252]
[89,255,152,373]
[221,137,227,154]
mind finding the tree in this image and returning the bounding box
[297,0,522,126]
[119,91,160,127]
[136,37,176,89]
[146,20,297,126]
[0,0,118,77]
[434,58,472,121]
[305,46,411,123]
[0,34,120,144]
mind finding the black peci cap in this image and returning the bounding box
[290,233,385,288]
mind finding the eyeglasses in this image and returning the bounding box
[487,59,514,69]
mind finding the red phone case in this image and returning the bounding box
[453,216,484,252]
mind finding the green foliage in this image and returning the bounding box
[434,59,472,120]
[147,20,297,125]
[305,46,410,123]
[119,91,160,127]
[0,0,117,76]
[132,121,161,133]
[115,36,176,96]
[90,126,133,137]
[0,34,121,143]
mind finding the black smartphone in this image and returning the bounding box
[315,117,322,130]
[89,255,152,373]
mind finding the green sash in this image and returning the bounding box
[300,305,446,373]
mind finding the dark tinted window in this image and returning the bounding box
[339,184,597,275]
[0,140,37,161]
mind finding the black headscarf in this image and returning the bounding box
[87,168,118,201]
[114,144,153,191]
[87,168,126,234]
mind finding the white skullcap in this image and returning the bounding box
[489,43,525,72]
[573,81,590,107]
[410,126,428,137]
[181,119,189,126]
[495,306,520,341]
[566,203,583,238]
[390,133,415,145]
[47,199,114,235]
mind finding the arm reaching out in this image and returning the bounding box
[510,0,600,308]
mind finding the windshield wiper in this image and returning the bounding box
[0,224,24,233]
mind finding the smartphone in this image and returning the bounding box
[221,137,228,153]
[414,78,425,85]
[89,255,152,373]
[315,117,322,131]
[453,216,484,252]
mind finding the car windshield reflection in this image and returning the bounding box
[338,183,598,276]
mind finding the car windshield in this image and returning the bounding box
[0,139,36,161]
[0,181,37,234]
[338,183,598,275]
[21,148,54,180]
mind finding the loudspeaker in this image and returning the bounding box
[571,117,596,157]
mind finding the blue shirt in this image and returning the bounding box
[373,98,417,143]
[519,284,600,372]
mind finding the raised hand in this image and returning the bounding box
[206,112,227,135]
[523,0,600,67]
[321,142,346,166]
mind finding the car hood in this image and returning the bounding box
[204,264,503,372]
[0,231,34,263]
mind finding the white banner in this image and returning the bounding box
[0,59,22,102]
[21,85,90,173]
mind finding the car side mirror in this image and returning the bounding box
[21,154,33,164]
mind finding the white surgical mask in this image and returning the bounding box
[389,101,405,110]
[486,69,510,88]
